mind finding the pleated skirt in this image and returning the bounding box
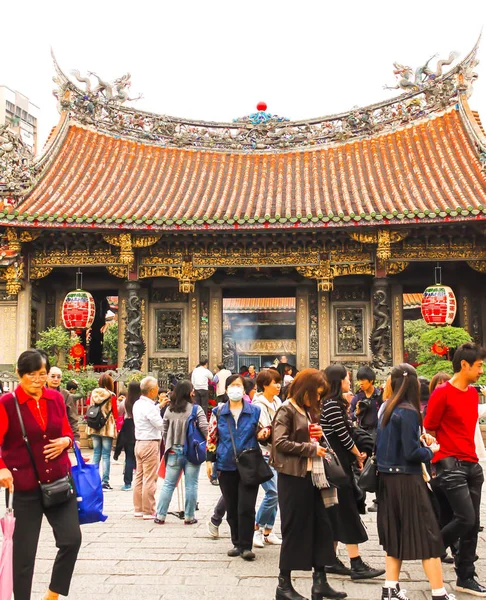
[377,473,445,560]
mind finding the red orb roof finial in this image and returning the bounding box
[257,102,267,112]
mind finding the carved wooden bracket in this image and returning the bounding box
[349,229,409,261]
[103,233,162,266]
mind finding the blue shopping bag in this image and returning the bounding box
[71,442,108,525]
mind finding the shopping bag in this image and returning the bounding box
[0,490,14,600]
[71,443,108,525]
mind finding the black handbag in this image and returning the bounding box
[320,432,349,488]
[358,455,378,493]
[14,393,75,509]
[225,416,273,487]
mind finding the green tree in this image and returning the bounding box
[36,327,80,367]
[403,319,433,364]
[102,323,119,364]
[416,325,472,380]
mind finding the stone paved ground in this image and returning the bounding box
[7,454,486,600]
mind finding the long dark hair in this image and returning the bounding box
[287,368,327,422]
[125,381,141,418]
[170,380,193,413]
[322,364,348,412]
[381,363,421,428]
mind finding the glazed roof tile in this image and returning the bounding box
[3,106,486,230]
[223,297,296,313]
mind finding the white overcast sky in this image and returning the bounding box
[1,0,486,154]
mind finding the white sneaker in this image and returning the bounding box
[134,512,143,518]
[264,532,282,545]
[143,513,156,520]
[207,521,219,539]
[253,529,265,548]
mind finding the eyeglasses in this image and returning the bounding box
[25,373,48,381]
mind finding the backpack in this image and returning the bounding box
[86,396,112,430]
[185,405,207,465]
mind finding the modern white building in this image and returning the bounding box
[0,86,39,154]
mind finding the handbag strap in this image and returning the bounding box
[13,392,42,484]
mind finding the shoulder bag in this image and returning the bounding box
[14,393,75,508]
[320,431,349,488]
[358,454,378,493]
[225,416,273,487]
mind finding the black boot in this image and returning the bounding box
[312,571,347,600]
[350,556,385,580]
[276,574,308,600]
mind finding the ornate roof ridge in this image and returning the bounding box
[50,41,480,152]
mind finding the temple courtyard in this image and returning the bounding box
[18,454,486,600]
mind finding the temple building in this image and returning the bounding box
[0,45,486,380]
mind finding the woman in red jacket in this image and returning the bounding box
[0,350,81,600]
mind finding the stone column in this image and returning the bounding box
[296,288,309,371]
[16,282,32,358]
[188,288,200,373]
[123,281,145,371]
[370,278,392,370]
[209,287,223,371]
[391,283,404,365]
[318,290,331,369]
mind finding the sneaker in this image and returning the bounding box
[102,483,113,491]
[325,557,352,577]
[211,479,220,486]
[240,549,256,561]
[455,577,486,597]
[184,518,198,525]
[350,558,385,580]
[120,484,132,491]
[207,521,219,539]
[441,553,454,564]
[253,529,265,548]
[227,546,241,557]
[154,518,165,525]
[432,593,456,600]
[382,586,409,600]
[143,513,156,520]
[264,532,282,545]
[134,512,143,518]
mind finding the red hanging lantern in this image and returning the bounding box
[61,269,96,331]
[421,264,456,326]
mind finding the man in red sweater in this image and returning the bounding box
[425,343,486,597]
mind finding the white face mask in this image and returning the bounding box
[227,386,244,401]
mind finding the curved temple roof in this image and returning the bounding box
[1,43,486,231]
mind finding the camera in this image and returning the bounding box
[357,398,371,412]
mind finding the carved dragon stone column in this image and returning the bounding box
[370,278,392,370]
[123,281,145,371]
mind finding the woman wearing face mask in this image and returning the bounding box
[206,374,268,561]
[321,364,385,581]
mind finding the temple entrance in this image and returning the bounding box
[222,294,296,373]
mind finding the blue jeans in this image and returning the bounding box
[156,445,201,521]
[255,458,278,529]
[91,435,112,484]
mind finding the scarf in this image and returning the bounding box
[311,442,338,508]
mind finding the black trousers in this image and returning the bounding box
[13,490,82,600]
[194,389,209,415]
[278,472,335,572]
[218,470,259,550]
[124,441,136,485]
[437,460,483,579]
[211,494,226,527]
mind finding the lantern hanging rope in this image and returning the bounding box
[421,263,457,327]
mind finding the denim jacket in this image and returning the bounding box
[376,403,433,475]
[207,400,261,472]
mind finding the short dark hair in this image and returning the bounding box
[217,363,225,370]
[357,366,376,383]
[17,350,45,377]
[199,358,208,366]
[452,343,486,373]
[243,377,256,395]
[66,380,78,392]
[256,369,281,392]
[225,374,245,390]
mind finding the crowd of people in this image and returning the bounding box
[0,344,485,600]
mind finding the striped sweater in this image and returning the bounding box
[320,398,355,451]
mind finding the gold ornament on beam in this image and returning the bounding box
[102,233,134,266]
[30,266,53,280]
[296,262,333,291]
[467,260,486,273]
[139,263,215,293]
[386,261,410,275]
[106,265,129,278]
[5,228,21,254]
[5,261,24,295]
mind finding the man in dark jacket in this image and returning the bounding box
[47,366,80,442]
[350,366,383,439]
